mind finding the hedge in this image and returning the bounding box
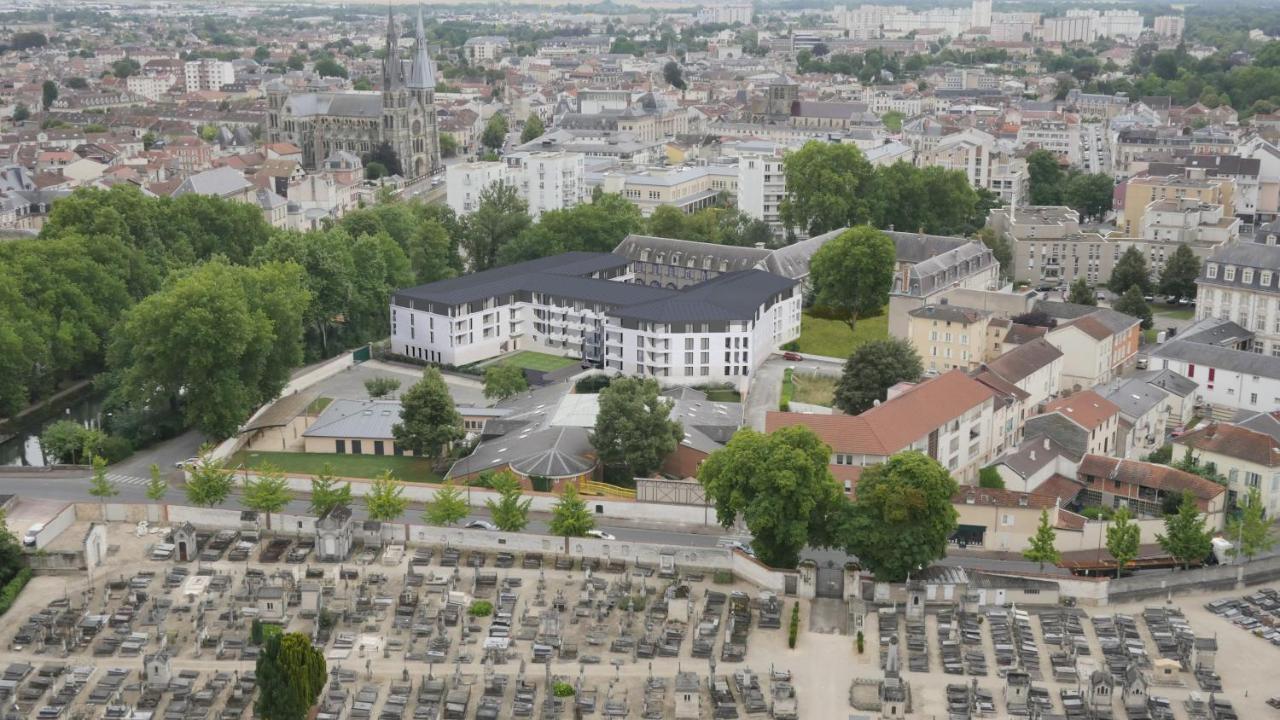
[787,601,800,648]
[0,568,32,616]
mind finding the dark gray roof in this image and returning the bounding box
[984,338,1063,384]
[1153,339,1280,380]
[663,386,743,453]
[1236,411,1280,442]
[762,228,842,279]
[1200,242,1280,294]
[392,252,637,306]
[1099,377,1170,421]
[303,399,402,440]
[1035,300,1103,321]
[1131,368,1198,398]
[448,425,594,479]
[1023,414,1088,461]
[994,436,1072,478]
[908,304,989,324]
[611,270,796,323]
[1178,317,1253,347]
[613,234,771,274]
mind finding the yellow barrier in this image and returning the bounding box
[578,480,636,499]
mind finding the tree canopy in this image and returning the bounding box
[392,368,464,461]
[1156,491,1213,569]
[1022,509,1060,571]
[590,377,683,478]
[842,451,959,582]
[242,464,293,528]
[808,226,895,331]
[520,113,545,143]
[184,456,235,508]
[424,481,469,526]
[698,426,844,568]
[1108,246,1153,295]
[1105,506,1140,578]
[255,632,326,720]
[484,472,532,532]
[832,337,923,414]
[308,467,353,517]
[364,471,408,521]
[460,183,530,271]
[483,364,528,401]
[779,142,876,236]
[1113,286,1154,330]
[1067,277,1097,306]
[1158,243,1201,301]
[548,484,595,537]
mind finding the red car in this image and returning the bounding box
[782,351,803,361]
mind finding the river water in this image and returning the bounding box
[0,393,104,467]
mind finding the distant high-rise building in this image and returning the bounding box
[1154,15,1185,39]
[970,0,992,29]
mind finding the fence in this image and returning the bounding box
[636,477,707,506]
[1106,554,1280,604]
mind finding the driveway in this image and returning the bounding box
[745,355,842,430]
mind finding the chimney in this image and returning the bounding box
[1030,450,1037,462]
[1043,437,1051,450]
[754,242,766,249]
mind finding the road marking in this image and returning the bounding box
[105,473,149,487]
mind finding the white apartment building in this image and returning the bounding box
[592,164,737,216]
[1141,199,1240,245]
[1041,15,1096,44]
[1154,15,1185,39]
[991,12,1039,42]
[126,74,177,101]
[461,36,510,64]
[446,161,511,216]
[389,252,800,390]
[1195,242,1280,353]
[697,3,753,25]
[944,69,997,91]
[183,59,235,92]
[920,127,994,191]
[737,148,787,237]
[1017,120,1079,165]
[1094,10,1145,40]
[504,151,586,219]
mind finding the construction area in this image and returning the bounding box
[0,515,1276,720]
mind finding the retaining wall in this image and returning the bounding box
[1106,555,1280,604]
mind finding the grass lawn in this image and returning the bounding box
[502,351,578,372]
[231,450,441,483]
[780,368,794,410]
[306,397,333,415]
[793,310,888,359]
[1153,303,1194,320]
[790,373,837,407]
[1142,327,1158,344]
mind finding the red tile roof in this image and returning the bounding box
[766,370,994,456]
[1175,423,1280,467]
[1042,391,1120,431]
[1078,454,1226,506]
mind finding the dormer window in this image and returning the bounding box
[1243,269,1254,285]
[1224,266,1235,282]
[1207,263,1218,279]
[1263,271,1273,287]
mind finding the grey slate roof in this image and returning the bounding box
[1099,376,1170,421]
[1023,413,1089,461]
[1152,339,1280,380]
[611,270,796,323]
[1178,317,1253,347]
[663,387,743,454]
[993,435,1072,479]
[614,234,771,274]
[284,92,382,119]
[303,399,402,440]
[984,338,1063,385]
[907,304,990,324]
[1130,368,1198,398]
[1199,242,1280,295]
[393,252,636,305]
[171,166,252,198]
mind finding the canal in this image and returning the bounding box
[0,392,104,467]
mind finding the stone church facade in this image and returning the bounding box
[266,8,440,178]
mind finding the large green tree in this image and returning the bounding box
[485,472,532,531]
[548,484,594,537]
[779,142,876,236]
[698,426,844,568]
[424,481,469,526]
[872,163,978,236]
[1226,487,1275,562]
[1158,243,1201,301]
[108,260,309,438]
[42,80,57,109]
[392,368,464,461]
[483,364,527,401]
[1105,506,1141,578]
[1157,491,1213,569]
[255,632,327,720]
[364,471,408,521]
[242,464,293,530]
[308,466,353,517]
[1027,149,1064,205]
[1063,172,1114,221]
[590,377,683,478]
[832,337,923,415]
[1114,285,1154,329]
[497,193,643,264]
[808,226,895,332]
[1022,509,1061,572]
[842,451,959,582]
[481,113,508,151]
[1108,246,1152,295]
[460,183,530,271]
[520,113,545,143]
[1068,277,1097,306]
[184,456,236,508]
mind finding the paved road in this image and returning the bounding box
[0,470,1082,578]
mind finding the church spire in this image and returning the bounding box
[383,3,403,90]
[407,3,436,90]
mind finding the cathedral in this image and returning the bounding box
[266,7,440,178]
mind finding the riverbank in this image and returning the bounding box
[0,379,94,429]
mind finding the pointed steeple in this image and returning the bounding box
[383,3,403,90]
[407,3,436,90]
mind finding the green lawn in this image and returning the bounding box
[1153,304,1194,320]
[306,396,333,415]
[792,310,888,359]
[502,351,578,372]
[704,388,741,402]
[231,450,441,483]
[791,373,837,407]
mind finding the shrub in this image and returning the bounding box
[856,630,864,654]
[780,368,795,410]
[574,374,613,393]
[0,568,32,616]
[978,467,1004,489]
[712,569,733,584]
[552,681,575,697]
[787,602,800,648]
[468,600,493,617]
[1080,505,1114,521]
[782,340,800,351]
[98,435,134,464]
[1144,444,1173,464]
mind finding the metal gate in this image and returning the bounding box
[815,561,844,598]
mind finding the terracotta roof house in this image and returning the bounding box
[1175,422,1280,516]
[1025,390,1123,459]
[1076,454,1228,526]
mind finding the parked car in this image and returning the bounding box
[585,529,616,540]
[174,457,199,469]
[21,523,43,548]
[782,351,803,361]
[465,519,497,531]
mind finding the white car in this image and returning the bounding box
[465,519,497,531]
[586,529,616,540]
[174,457,199,469]
[22,523,43,547]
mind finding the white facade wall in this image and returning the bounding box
[737,150,786,234]
[446,161,510,216]
[1195,284,1280,352]
[507,151,586,219]
[1042,15,1096,44]
[1096,10,1145,39]
[1159,355,1280,415]
[1154,15,1185,39]
[183,59,235,92]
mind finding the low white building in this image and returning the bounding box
[183,59,235,92]
[1152,339,1280,417]
[504,151,586,219]
[737,146,787,236]
[389,252,800,390]
[445,161,510,216]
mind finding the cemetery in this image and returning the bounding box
[1,509,1275,719]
